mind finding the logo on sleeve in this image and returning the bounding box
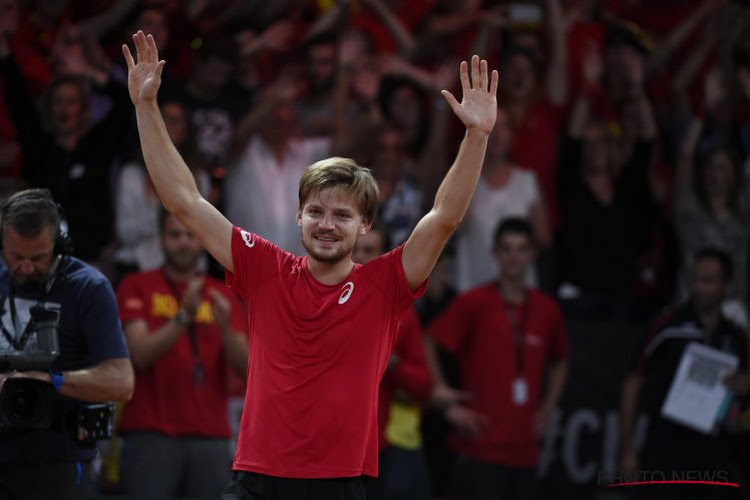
[338,282,355,304]
[240,230,255,248]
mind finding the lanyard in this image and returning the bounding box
[0,258,63,351]
[501,289,529,376]
[161,270,204,386]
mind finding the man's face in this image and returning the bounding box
[2,225,56,288]
[298,187,370,264]
[352,230,385,265]
[50,82,85,136]
[307,43,336,91]
[690,258,728,311]
[494,232,534,281]
[161,215,203,273]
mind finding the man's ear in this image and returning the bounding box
[360,219,372,235]
[296,210,302,227]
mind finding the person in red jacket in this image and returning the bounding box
[353,223,433,500]
[426,217,568,500]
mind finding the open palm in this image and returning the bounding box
[121,31,165,106]
[442,55,499,135]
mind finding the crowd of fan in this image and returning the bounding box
[1,0,750,498]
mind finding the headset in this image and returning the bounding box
[0,189,73,257]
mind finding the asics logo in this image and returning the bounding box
[338,282,355,304]
[241,230,255,248]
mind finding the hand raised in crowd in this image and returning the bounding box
[441,55,498,135]
[181,276,205,319]
[208,288,231,333]
[122,31,165,106]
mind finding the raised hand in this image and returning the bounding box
[121,31,165,106]
[441,55,498,135]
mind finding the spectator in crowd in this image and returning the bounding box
[674,116,749,326]
[224,68,331,254]
[502,0,567,233]
[454,106,550,292]
[620,248,748,500]
[116,210,248,499]
[178,34,246,172]
[0,188,133,500]
[0,30,132,264]
[426,217,568,500]
[556,37,657,321]
[113,98,199,275]
[353,223,433,500]
[295,33,339,138]
[367,125,423,247]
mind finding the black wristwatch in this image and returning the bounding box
[174,309,190,327]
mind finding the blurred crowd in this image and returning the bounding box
[1,0,750,499]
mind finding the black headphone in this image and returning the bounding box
[0,188,73,257]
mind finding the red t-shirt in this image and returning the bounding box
[226,227,425,478]
[378,307,433,450]
[117,269,246,438]
[428,284,568,467]
[508,98,565,230]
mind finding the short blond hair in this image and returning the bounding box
[298,157,379,222]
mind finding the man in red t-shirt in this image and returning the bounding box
[116,212,249,499]
[426,217,569,500]
[123,30,498,500]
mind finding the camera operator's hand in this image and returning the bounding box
[0,370,52,392]
[181,277,205,320]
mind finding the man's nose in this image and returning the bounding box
[319,215,335,229]
[17,261,35,276]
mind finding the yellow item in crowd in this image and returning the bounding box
[385,401,422,451]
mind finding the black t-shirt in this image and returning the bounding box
[635,303,748,468]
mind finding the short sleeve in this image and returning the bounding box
[116,274,148,325]
[225,226,297,301]
[525,170,541,207]
[81,276,129,364]
[427,293,474,353]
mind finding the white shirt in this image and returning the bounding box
[224,135,330,255]
[455,168,540,292]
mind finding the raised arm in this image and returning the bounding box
[123,31,233,271]
[402,56,498,291]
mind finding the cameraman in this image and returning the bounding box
[0,189,133,500]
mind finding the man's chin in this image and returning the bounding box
[13,277,47,294]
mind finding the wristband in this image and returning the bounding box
[49,369,64,391]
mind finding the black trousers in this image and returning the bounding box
[450,456,539,500]
[0,461,91,500]
[219,471,367,500]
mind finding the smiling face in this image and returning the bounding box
[297,187,371,264]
